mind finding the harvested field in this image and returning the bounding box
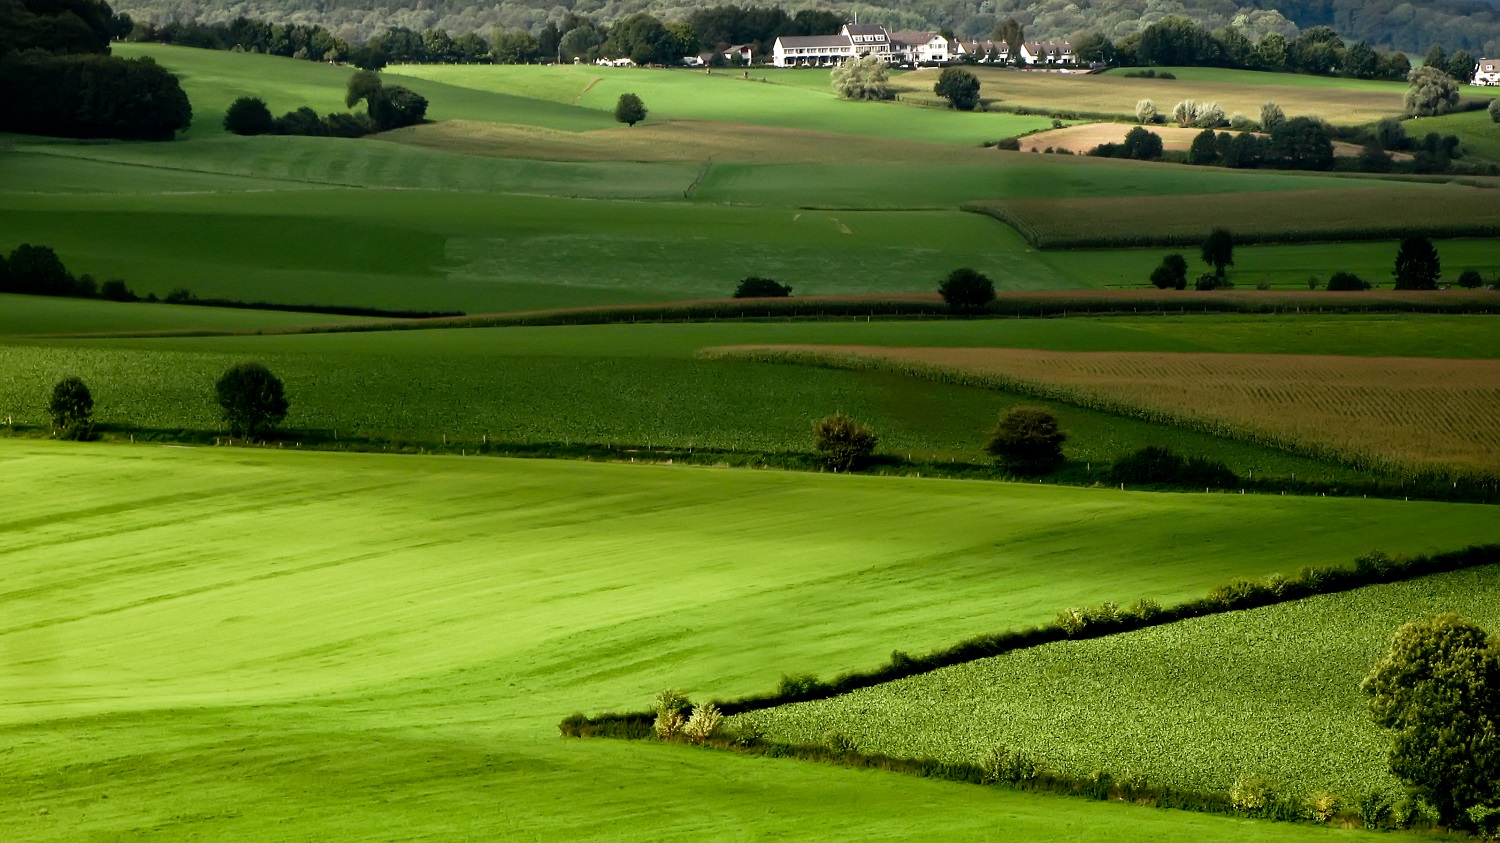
[705,345,1500,476]
[890,66,1424,125]
[969,185,1500,248]
[1015,123,1372,158]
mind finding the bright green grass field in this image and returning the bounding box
[2,439,1495,840]
[390,61,1056,145]
[0,313,1492,473]
[738,564,1500,799]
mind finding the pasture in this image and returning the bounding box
[706,345,1500,476]
[736,563,1500,798]
[2,439,1497,840]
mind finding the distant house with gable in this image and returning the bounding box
[1475,58,1500,85]
[888,31,953,64]
[773,24,1077,68]
[724,44,755,64]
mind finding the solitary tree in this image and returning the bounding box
[1201,227,1235,277]
[938,267,995,310]
[985,406,1066,474]
[934,67,980,110]
[1259,101,1285,132]
[1404,66,1460,117]
[614,92,648,126]
[831,54,889,101]
[1134,98,1157,124]
[223,97,275,136]
[733,276,792,298]
[1393,236,1441,290]
[812,412,877,471]
[216,362,289,438]
[1362,614,1500,829]
[1120,126,1164,160]
[1457,269,1484,289]
[48,376,94,440]
[1149,253,1188,289]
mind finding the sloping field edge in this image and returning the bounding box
[964,199,1500,250]
[20,290,1499,339]
[698,346,1500,482]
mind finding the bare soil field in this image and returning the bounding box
[970,185,1500,248]
[707,345,1500,476]
[380,119,1008,165]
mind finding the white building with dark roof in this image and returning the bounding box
[772,23,896,67]
[1476,58,1500,85]
[888,31,953,64]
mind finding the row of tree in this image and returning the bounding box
[47,364,288,441]
[0,244,141,302]
[223,71,428,137]
[1148,233,1472,291]
[0,0,191,140]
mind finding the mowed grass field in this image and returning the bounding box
[3,439,1498,840]
[890,65,1418,124]
[710,345,1500,475]
[738,564,1500,798]
[1,314,1494,474]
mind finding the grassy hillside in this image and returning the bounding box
[737,564,1500,798]
[0,295,374,335]
[2,439,1496,839]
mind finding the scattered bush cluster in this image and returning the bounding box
[224,71,428,138]
[732,277,792,298]
[38,364,293,443]
[1108,445,1236,487]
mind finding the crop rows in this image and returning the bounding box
[969,186,1500,250]
[709,346,1500,477]
[732,564,1500,798]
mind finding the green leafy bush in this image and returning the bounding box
[812,412,877,472]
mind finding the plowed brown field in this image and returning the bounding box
[708,345,1500,475]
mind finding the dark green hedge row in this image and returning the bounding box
[561,544,1500,731]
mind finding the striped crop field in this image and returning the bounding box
[968,185,1500,249]
[703,346,1500,476]
[732,563,1500,799]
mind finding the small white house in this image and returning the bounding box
[724,43,754,64]
[1475,58,1500,85]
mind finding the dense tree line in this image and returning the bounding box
[0,0,190,139]
[103,0,1500,57]
[0,244,142,301]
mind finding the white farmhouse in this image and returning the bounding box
[772,23,895,67]
[1475,58,1500,85]
[889,31,953,64]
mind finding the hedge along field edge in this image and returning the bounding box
[20,290,1500,340]
[561,544,1499,726]
[699,346,1500,484]
[560,544,1500,829]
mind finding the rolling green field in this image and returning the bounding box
[0,294,373,335]
[2,314,1493,473]
[736,564,1500,799]
[3,439,1496,840]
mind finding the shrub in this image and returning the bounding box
[48,376,95,440]
[99,279,139,302]
[733,276,791,298]
[684,703,723,744]
[652,688,690,739]
[1228,113,1254,131]
[1194,273,1231,290]
[985,406,1065,475]
[1121,126,1164,160]
[1491,98,1500,124]
[824,731,858,753]
[980,745,1048,783]
[812,412,877,471]
[215,361,289,438]
[1134,98,1156,124]
[1110,446,1237,488]
[223,96,275,135]
[934,66,980,110]
[1326,271,1370,291]
[1230,774,1278,815]
[1359,791,1395,829]
[1149,253,1188,289]
[1457,269,1484,289]
[938,267,995,310]
[776,673,825,698]
[995,137,1021,150]
[1260,101,1286,132]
